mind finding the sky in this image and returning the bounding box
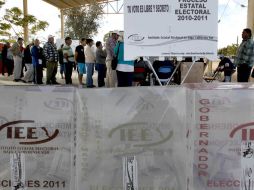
[0,0,248,48]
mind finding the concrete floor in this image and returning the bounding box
[0,62,253,86]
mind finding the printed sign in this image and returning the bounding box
[0,86,75,190]
[76,87,188,190]
[124,0,218,60]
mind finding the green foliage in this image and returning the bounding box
[64,1,103,39]
[218,44,238,56]
[0,0,4,8]
[2,7,49,37]
[0,23,11,36]
[0,0,9,36]
[103,32,111,42]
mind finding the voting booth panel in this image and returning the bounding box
[0,86,76,190]
[190,84,254,190]
[76,87,188,190]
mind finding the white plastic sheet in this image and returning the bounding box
[1,84,253,190]
[191,84,254,190]
[76,87,188,190]
[0,86,75,190]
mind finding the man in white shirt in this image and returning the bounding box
[85,39,96,88]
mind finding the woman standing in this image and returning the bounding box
[114,37,134,87]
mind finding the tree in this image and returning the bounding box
[64,1,103,39]
[218,44,238,56]
[0,0,4,8]
[2,7,48,38]
[0,0,11,36]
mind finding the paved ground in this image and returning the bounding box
[0,62,253,86]
[0,67,99,87]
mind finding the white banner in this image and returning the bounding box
[76,87,188,190]
[0,86,75,190]
[124,0,218,60]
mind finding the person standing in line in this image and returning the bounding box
[4,42,14,76]
[31,39,43,84]
[96,41,107,87]
[58,44,65,79]
[75,38,86,87]
[43,35,59,85]
[62,37,75,85]
[105,30,120,87]
[234,28,254,82]
[10,37,24,82]
[114,36,134,87]
[22,43,34,83]
[1,42,9,76]
[84,39,96,88]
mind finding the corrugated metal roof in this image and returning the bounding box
[43,0,115,9]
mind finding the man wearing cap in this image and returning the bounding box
[43,35,59,84]
[105,30,120,87]
[10,37,24,82]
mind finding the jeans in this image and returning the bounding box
[86,63,95,87]
[224,75,231,82]
[60,64,65,75]
[64,61,73,84]
[97,64,106,87]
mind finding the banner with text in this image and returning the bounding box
[124,0,218,60]
[76,87,188,190]
[0,86,75,190]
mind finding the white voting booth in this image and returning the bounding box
[124,0,218,85]
[1,85,254,190]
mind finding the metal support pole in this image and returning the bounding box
[144,57,163,86]
[23,0,28,45]
[166,61,181,86]
[60,9,64,39]
[248,0,254,31]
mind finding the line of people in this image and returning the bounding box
[1,30,137,87]
[1,38,45,84]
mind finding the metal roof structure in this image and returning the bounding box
[39,0,123,39]
[42,0,118,10]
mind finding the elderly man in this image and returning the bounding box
[234,28,254,82]
[43,35,59,85]
[10,37,24,82]
[105,30,120,87]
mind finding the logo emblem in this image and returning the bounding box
[230,122,254,141]
[0,120,59,145]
